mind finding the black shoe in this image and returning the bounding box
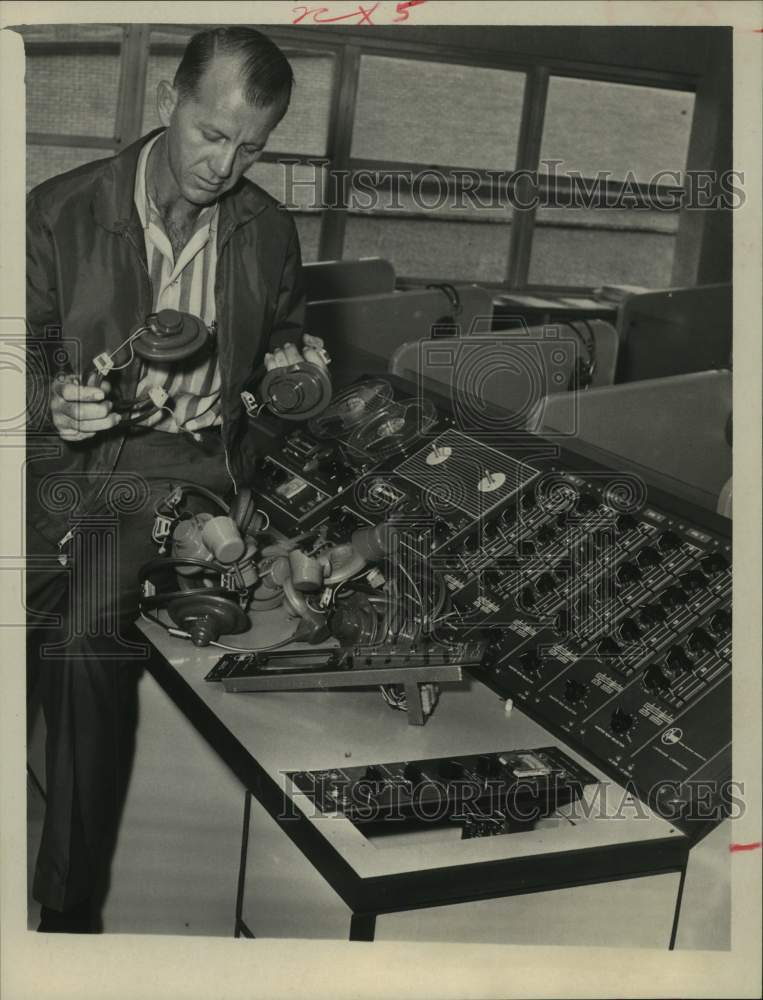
[37,900,98,934]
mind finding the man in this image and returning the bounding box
[26,26,323,932]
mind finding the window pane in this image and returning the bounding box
[265,52,335,156]
[24,40,123,138]
[26,145,112,192]
[245,161,326,211]
[344,215,510,282]
[351,55,524,169]
[142,35,334,155]
[528,207,678,287]
[540,77,694,184]
[243,162,323,262]
[18,24,124,43]
[293,214,322,263]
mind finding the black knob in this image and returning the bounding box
[638,602,667,627]
[564,679,588,703]
[637,546,660,568]
[520,584,537,608]
[355,781,380,803]
[611,708,635,735]
[657,531,681,552]
[536,572,556,596]
[687,628,713,655]
[598,635,622,657]
[701,552,729,576]
[519,540,537,557]
[475,754,501,780]
[482,518,502,541]
[680,569,708,594]
[403,762,424,784]
[483,568,503,589]
[660,586,688,609]
[666,644,693,673]
[463,531,480,554]
[618,617,642,642]
[708,608,732,636]
[643,664,671,693]
[432,519,450,542]
[617,562,642,586]
[536,526,556,545]
[519,648,542,673]
[616,513,637,532]
[500,505,517,525]
[482,637,503,670]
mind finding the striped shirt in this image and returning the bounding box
[134,133,222,432]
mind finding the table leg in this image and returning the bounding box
[234,790,253,939]
[349,912,377,941]
[404,683,425,726]
[668,860,688,950]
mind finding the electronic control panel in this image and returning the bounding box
[289,746,598,837]
[250,376,732,839]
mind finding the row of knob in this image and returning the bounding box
[596,609,730,656]
[513,605,730,686]
[560,683,636,738]
[465,495,630,554]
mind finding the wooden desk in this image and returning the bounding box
[137,614,690,945]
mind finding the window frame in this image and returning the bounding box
[22,22,700,292]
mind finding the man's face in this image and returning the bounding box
[160,54,286,206]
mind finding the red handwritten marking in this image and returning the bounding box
[394,0,428,22]
[292,2,380,24]
[730,841,762,852]
[291,0,426,25]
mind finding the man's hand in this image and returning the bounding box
[49,372,121,441]
[264,334,329,372]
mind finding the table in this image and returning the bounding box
[137,613,691,946]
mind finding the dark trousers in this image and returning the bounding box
[27,429,230,914]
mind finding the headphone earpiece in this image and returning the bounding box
[138,556,250,646]
[242,362,333,422]
[230,487,258,537]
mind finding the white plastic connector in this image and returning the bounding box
[93,352,114,376]
[148,386,170,408]
[319,587,333,609]
[240,390,259,416]
[152,514,173,545]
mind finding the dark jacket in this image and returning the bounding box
[26,129,305,546]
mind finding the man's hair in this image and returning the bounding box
[173,26,294,114]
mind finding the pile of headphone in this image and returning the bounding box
[139,485,447,651]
